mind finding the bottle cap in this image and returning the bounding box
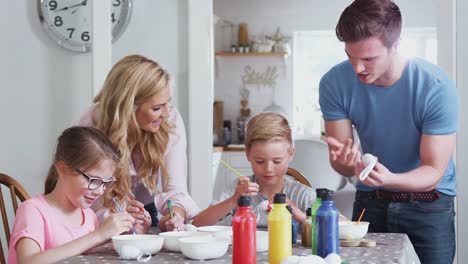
[306,207,311,216]
[322,190,335,201]
[273,193,286,203]
[316,188,328,198]
[238,196,251,206]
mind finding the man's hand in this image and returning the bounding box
[326,137,361,168]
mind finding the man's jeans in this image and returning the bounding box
[353,191,455,264]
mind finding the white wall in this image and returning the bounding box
[113,1,189,119]
[0,0,190,258]
[213,0,437,142]
[0,1,93,196]
[0,0,188,196]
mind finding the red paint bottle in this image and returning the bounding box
[232,196,257,264]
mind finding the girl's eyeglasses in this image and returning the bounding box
[74,169,116,190]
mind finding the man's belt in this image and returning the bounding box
[368,189,440,202]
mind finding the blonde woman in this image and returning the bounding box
[73,55,199,231]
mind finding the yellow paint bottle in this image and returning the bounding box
[268,193,292,264]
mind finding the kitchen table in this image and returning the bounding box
[60,232,420,264]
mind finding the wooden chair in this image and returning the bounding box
[286,167,312,187]
[0,173,30,264]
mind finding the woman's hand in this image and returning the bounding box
[126,199,151,234]
[158,206,186,232]
[96,212,135,241]
[234,176,259,200]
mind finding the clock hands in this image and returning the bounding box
[54,0,87,13]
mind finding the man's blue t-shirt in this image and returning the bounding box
[319,58,458,196]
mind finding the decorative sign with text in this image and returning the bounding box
[242,65,278,88]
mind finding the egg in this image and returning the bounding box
[299,255,327,264]
[184,223,198,232]
[280,255,301,264]
[324,253,342,264]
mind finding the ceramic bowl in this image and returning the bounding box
[256,230,269,252]
[111,234,164,257]
[197,225,233,244]
[339,221,370,240]
[178,236,229,260]
[158,231,211,252]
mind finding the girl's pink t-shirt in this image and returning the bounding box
[8,195,99,264]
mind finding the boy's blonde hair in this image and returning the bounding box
[93,54,173,209]
[244,112,293,151]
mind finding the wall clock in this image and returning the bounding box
[38,0,133,52]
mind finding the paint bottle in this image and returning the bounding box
[286,205,298,244]
[232,196,256,264]
[312,188,327,254]
[268,193,291,264]
[301,208,312,247]
[316,190,339,258]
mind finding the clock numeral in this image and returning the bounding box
[54,16,63,27]
[81,32,91,42]
[113,0,121,7]
[67,28,75,39]
[111,13,117,23]
[49,0,58,11]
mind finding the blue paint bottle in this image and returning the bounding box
[316,190,339,258]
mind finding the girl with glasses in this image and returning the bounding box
[8,127,138,264]
[72,54,199,232]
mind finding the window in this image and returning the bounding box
[292,28,437,139]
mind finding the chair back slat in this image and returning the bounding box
[9,186,19,214]
[286,167,312,187]
[0,173,30,264]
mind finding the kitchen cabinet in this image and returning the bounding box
[212,147,252,199]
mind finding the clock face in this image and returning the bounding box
[38,0,133,52]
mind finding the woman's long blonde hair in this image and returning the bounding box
[94,55,173,209]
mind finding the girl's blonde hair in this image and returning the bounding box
[93,54,173,209]
[244,112,293,151]
[45,126,120,195]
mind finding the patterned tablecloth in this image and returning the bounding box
[61,233,420,264]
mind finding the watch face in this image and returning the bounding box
[38,0,133,52]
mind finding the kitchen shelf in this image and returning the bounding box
[215,52,287,57]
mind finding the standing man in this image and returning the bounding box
[319,0,458,263]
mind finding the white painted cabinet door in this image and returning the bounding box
[212,151,252,200]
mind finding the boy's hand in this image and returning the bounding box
[285,198,307,223]
[234,176,259,199]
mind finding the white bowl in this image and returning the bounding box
[178,236,229,260]
[158,231,211,252]
[339,221,370,240]
[197,225,233,244]
[111,234,164,257]
[256,231,268,252]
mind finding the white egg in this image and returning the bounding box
[184,223,198,232]
[299,255,327,264]
[117,245,141,259]
[324,253,342,264]
[280,255,301,264]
